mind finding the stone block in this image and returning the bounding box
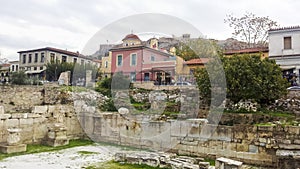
[282,139,292,144]
[141,156,160,167]
[33,117,46,124]
[48,105,56,113]
[11,113,28,119]
[118,107,129,115]
[5,119,19,128]
[27,113,41,118]
[115,152,126,162]
[258,138,267,143]
[33,106,48,114]
[249,145,258,153]
[0,114,11,120]
[199,162,209,169]
[20,118,33,126]
[0,106,4,114]
[45,138,69,147]
[279,144,300,150]
[294,140,300,144]
[0,144,27,154]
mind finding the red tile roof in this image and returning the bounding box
[0,64,10,67]
[224,47,268,55]
[122,34,141,41]
[185,58,209,65]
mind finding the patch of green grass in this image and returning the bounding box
[87,161,168,169]
[131,102,151,111]
[204,158,215,166]
[224,109,295,119]
[77,151,98,155]
[0,139,94,161]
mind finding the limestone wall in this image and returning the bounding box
[83,112,300,168]
[0,85,87,144]
[0,105,84,144]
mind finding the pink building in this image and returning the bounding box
[110,34,176,84]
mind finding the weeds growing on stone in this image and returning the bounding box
[0,139,94,161]
[87,160,169,169]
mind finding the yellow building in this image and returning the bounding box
[185,58,209,73]
[101,51,112,78]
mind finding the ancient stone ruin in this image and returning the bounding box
[0,128,27,154]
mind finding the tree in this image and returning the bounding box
[45,60,100,84]
[195,54,289,105]
[10,71,29,85]
[176,38,221,60]
[45,60,74,81]
[224,12,278,47]
[176,43,197,61]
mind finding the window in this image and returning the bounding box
[130,72,136,82]
[117,55,123,66]
[284,36,292,49]
[50,53,55,61]
[12,65,14,72]
[190,69,195,75]
[62,55,67,62]
[105,61,108,68]
[34,67,37,71]
[151,55,155,62]
[34,53,38,62]
[22,54,26,64]
[16,65,18,71]
[28,54,32,63]
[40,66,43,70]
[130,53,137,66]
[73,58,77,63]
[41,53,45,63]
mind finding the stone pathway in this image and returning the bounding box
[0,144,125,169]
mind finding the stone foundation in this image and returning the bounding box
[0,144,27,154]
[81,112,300,168]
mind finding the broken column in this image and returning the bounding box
[215,157,243,169]
[0,128,27,154]
[85,70,92,87]
[44,123,69,147]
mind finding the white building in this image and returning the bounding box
[18,47,99,80]
[9,61,19,72]
[269,26,300,85]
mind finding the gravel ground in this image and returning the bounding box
[0,144,124,169]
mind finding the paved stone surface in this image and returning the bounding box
[0,144,123,169]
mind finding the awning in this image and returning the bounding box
[279,65,296,70]
[25,70,44,74]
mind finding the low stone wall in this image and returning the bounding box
[133,82,197,91]
[82,112,300,168]
[0,105,84,144]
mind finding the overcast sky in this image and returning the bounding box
[1,0,299,60]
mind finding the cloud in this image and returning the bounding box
[0,0,299,60]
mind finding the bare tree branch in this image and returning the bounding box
[224,12,278,48]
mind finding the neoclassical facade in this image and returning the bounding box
[269,26,300,85]
[18,47,99,78]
